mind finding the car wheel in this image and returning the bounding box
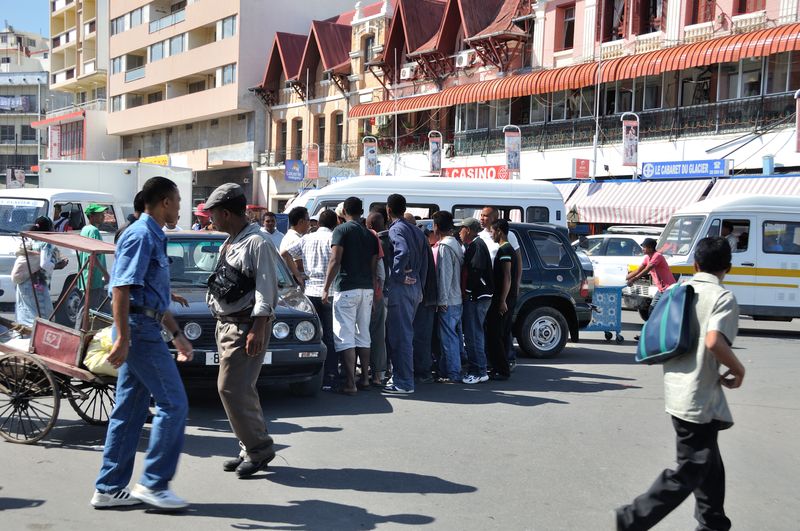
[638,306,651,321]
[289,368,323,397]
[518,307,569,359]
[54,286,81,327]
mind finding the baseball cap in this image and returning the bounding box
[641,238,658,249]
[204,183,245,211]
[194,202,210,218]
[457,217,481,232]
[84,204,108,215]
[335,202,345,219]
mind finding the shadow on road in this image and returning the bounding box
[181,499,434,530]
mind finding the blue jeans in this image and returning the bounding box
[386,284,421,391]
[438,304,463,380]
[310,296,337,387]
[95,315,188,493]
[412,304,436,378]
[462,298,491,377]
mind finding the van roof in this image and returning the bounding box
[315,176,564,201]
[0,188,116,202]
[675,194,800,216]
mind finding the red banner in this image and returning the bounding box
[307,145,319,180]
[573,158,590,179]
[442,165,509,180]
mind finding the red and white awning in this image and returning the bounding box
[706,176,800,199]
[566,180,712,225]
[551,181,579,202]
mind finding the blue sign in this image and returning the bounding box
[285,160,305,182]
[641,159,727,180]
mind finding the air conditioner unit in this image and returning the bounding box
[399,64,417,80]
[455,50,476,69]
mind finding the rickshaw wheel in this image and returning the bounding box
[67,379,116,426]
[0,353,60,444]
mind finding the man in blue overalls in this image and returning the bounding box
[91,176,194,511]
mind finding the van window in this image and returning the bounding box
[529,230,573,269]
[763,221,800,254]
[0,198,48,233]
[526,206,550,223]
[370,203,440,219]
[658,215,705,256]
[510,229,531,269]
[54,202,85,231]
[721,219,749,253]
[452,205,522,222]
[606,238,642,256]
[95,205,119,233]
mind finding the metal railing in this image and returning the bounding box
[261,144,361,167]
[453,93,795,155]
[150,9,186,33]
[46,99,106,118]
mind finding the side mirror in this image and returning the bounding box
[200,245,220,254]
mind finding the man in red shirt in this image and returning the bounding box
[627,238,676,335]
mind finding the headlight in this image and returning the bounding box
[183,322,202,341]
[294,320,315,342]
[272,321,290,340]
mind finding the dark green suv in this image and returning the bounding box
[509,223,593,358]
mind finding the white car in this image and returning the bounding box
[572,231,661,290]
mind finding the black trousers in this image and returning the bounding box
[616,416,731,531]
[485,299,514,377]
[309,296,337,386]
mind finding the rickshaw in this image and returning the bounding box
[0,231,116,444]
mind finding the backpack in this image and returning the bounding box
[635,283,696,364]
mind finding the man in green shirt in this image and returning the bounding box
[78,204,109,317]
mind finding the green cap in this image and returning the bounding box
[84,204,108,215]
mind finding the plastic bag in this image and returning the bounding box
[84,327,117,377]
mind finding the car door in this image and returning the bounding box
[595,237,643,287]
[756,218,800,316]
[707,216,756,309]
[513,228,540,290]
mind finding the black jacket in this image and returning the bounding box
[463,237,493,301]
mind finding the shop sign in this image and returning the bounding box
[442,165,509,180]
[140,155,170,166]
[622,120,638,167]
[505,130,521,179]
[307,146,319,180]
[641,159,727,179]
[285,160,305,182]
[429,136,442,174]
[573,159,590,179]
[364,140,379,175]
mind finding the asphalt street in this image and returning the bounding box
[1,311,799,531]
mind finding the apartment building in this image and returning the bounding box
[1,25,50,184]
[106,0,357,205]
[256,0,392,210]
[33,0,119,162]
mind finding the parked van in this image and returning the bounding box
[0,189,125,325]
[625,195,800,320]
[302,176,567,226]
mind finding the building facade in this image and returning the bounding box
[1,24,50,185]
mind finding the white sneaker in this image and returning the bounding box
[477,374,490,383]
[462,374,489,385]
[130,483,188,510]
[90,488,143,509]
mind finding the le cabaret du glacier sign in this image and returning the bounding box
[641,159,728,180]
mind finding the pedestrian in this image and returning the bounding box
[615,236,746,530]
[432,211,463,383]
[191,203,212,231]
[281,209,338,391]
[163,217,183,232]
[322,196,378,395]
[91,176,193,510]
[384,194,428,394]
[280,206,310,273]
[485,219,518,381]
[204,183,280,478]
[720,221,739,252]
[78,204,110,316]
[115,191,144,243]
[366,210,390,386]
[12,216,68,328]
[626,237,676,338]
[261,211,284,249]
[458,217,493,384]
[412,226,438,384]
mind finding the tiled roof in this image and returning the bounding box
[382,0,447,68]
[261,32,307,88]
[330,1,385,25]
[297,21,352,78]
[466,0,527,41]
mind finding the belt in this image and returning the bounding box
[130,305,165,322]
[215,309,254,324]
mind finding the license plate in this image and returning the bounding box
[205,352,272,365]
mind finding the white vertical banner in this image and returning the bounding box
[363,136,379,175]
[504,126,521,179]
[622,119,639,167]
[428,130,442,175]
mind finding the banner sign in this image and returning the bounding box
[622,120,638,167]
[307,145,319,180]
[442,165,509,180]
[641,159,728,179]
[364,140,378,175]
[573,158,590,179]
[284,160,305,182]
[505,130,521,178]
[429,137,442,174]
[140,155,169,166]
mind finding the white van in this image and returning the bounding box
[301,176,567,226]
[625,195,800,320]
[0,189,125,324]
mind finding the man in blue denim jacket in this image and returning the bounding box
[91,177,194,511]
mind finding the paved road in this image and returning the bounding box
[2,312,799,530]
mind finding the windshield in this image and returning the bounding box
[166,238,295,288]
[575,238,604,256]
[0,198,48,234]
[657,215,706,257]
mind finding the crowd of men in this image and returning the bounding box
[276,195,522,394]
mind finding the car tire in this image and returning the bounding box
[53,284,81,328]
[518,307,569,359]
[289,368,323,397]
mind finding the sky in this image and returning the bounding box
[1,0,51,37]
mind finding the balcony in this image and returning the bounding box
[47,99,106,120]
[600,40,625,60]
[51,29,77,50]
[51,0,74,13]
[125,66,146,82]
[453,93,795,155]
[150,9,186,33]
[732,11,768,34]
[634,32,663,54]
[83,19,97,38]
[51,67,76,85]
[684,22,715,44]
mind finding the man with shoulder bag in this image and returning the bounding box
[204,184,279,478]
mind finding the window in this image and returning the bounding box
[688,0,715,24]
[605,238,642,256]
[766,53,790,94]
[559,6,576,51]
[127,54,144,69]
[95,205,119,232]
[580,86,595,117]
[530,231,572,268]
[451,205,522,221]
[335,113,344,153]
[363,35,375,71]
[741,58,763,97]
[526,206,550,223]
[221,64,236,86]
[111,95,122,112]
[736,0,766,15]
[188,80,205,93]
[129,94,144,108]
[0,125,14,144]
[718,58,763,100]
[476,103,490,129]
[642,75,662,110]
[0,35,6,43]
[495,99,511,128]
[20,125,36,143]
[763,221,800,254]
[465,103,477,129]
[718,62,739,100]
[170,34,184,56]
[210,119,219,127]
[530,96,546,123]
[171,1,187,13]
[371,203,440,219]
[317,116,325,162]
[111,56,122,74]
[577,238,605,256]
[150,41,165,62]
[110,16,126,36]
[680,67,712,106]
[130,7,144,28]
[221,15,236,39]
[551,91,567,121]
[0,57,10,64]
[26,38,36,47]
[147,91,163,104]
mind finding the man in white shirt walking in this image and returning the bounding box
[260,211,284,249]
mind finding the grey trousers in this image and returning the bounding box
[215,321,274,461]
[369,297,387,375]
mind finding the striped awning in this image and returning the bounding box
[551,181,579,202]
[706,175,800,199]
[566,180,712,225]
[349,92,444,118]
